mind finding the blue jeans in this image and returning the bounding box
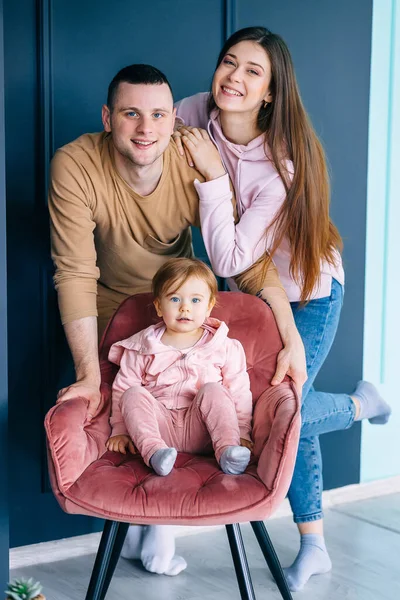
[288,279,355,523]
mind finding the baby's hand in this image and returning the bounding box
[240,438,254,452]
[106,435,136,455]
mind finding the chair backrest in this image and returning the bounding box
[99,292,285,403]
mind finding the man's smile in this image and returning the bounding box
[131,139,156,148]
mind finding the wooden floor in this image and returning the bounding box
[10,493,400,600]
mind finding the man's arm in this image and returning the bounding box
[49,148,101,414]
[49,149,99,323]
[57,316,101,420]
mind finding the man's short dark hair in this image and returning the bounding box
[107,64,173,111]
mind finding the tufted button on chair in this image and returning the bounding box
[45,292,301,600]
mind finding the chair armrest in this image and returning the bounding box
[252,382,301,493]
[44,383,112,493]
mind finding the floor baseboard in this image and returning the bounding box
[10,475,400,569]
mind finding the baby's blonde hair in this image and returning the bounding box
[152,258,218,303]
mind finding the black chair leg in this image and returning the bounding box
[251,521,293,600]
[226,524,256,600]
[85,520,129,600]
[99,521,130,600]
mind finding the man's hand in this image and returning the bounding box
[57,377,101,421]
[178,127,226,181]
[59,317,102,420]
[240,438,254,452]
[106,435,136,455]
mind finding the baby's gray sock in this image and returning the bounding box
[220,446,250,475]
[353,380,392,424]
[150,448,177,476]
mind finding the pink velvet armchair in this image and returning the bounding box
[45,292,301,600]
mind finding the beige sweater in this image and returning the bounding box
[49,133,202,330]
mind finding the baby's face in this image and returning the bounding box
[154,276,214,334]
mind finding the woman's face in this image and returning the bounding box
[212,41,272,116]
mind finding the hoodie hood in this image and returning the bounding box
[207,106,293,219]
[209,108,268,162]
[108,317,229,367]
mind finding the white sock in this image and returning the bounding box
[141,525,186,576]
[121,525,187,576]
[150,448,177,476]
[220,446,251,475]
[163,554,188,577]
[120,525,144,559]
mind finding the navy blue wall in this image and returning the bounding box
[3,0,373,549]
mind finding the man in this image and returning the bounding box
[49,64,291,576]
[49,64,230,577]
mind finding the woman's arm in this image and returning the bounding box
[178,120,306,395]
[180,128,285,277]
[258,286,306,398]
[234,258,307,398]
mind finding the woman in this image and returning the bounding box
[173,27,391,591]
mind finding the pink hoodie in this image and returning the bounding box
[175,92,344,302]
[108,317,253,441]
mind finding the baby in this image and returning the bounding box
[106,257,253,476]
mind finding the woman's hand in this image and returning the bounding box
[254,283,307,399]
[271,328,307,398]
[177,126,226,181]
[106,435,136,455]
[172,128,195,167]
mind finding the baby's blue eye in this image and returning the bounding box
[192,298,201,303]
[170,297,180,303]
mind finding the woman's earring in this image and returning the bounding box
[263,100,269,109]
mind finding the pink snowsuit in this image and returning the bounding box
[108,317,253,467]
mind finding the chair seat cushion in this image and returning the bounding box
[64,452,272,526]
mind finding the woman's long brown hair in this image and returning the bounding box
[208,27,342,302]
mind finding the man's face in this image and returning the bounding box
[102,82,176,168]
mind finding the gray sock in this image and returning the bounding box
[353,380,392,424]
[220,446,250,475]
[150,448,177,476]
[284,534,332,592]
